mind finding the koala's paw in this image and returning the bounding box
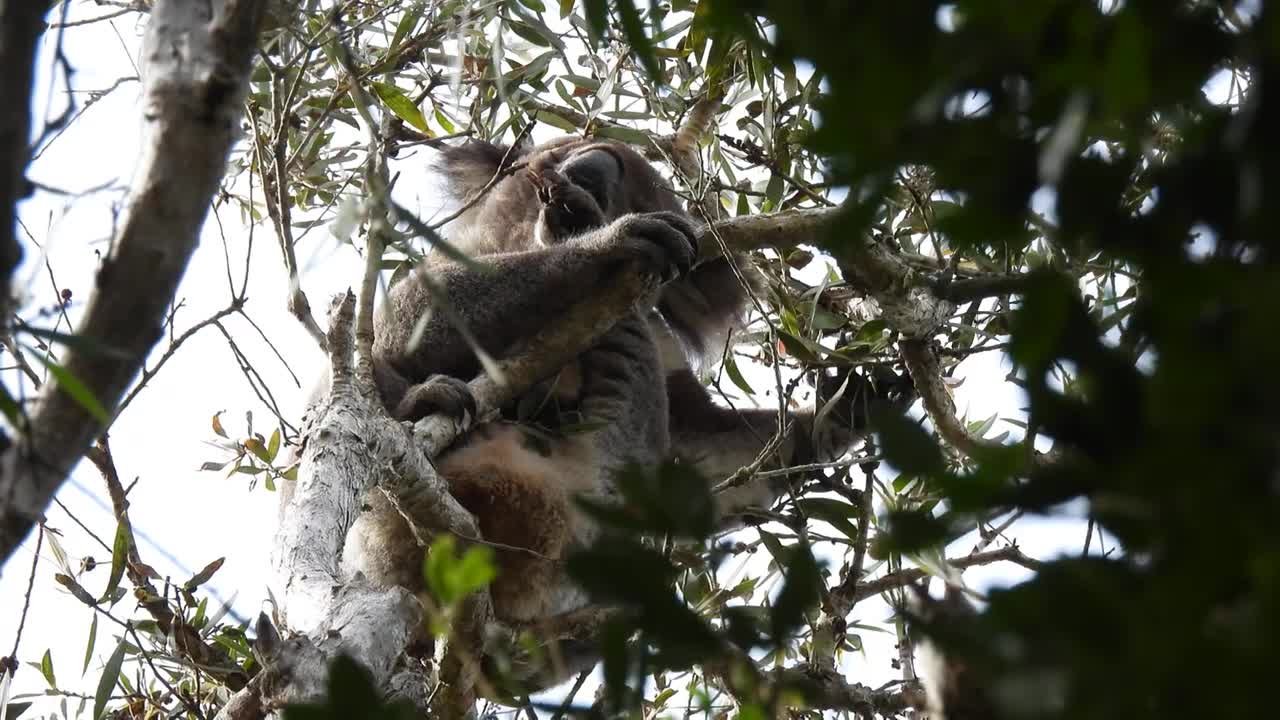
[608,211,699,282]
[394,375,476,425]
[533,169,606,244]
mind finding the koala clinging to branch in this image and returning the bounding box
[342,131,914,633]
[350,136,697,623]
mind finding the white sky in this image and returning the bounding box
[0,4,1128,717]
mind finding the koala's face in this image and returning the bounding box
[440,137,684,254]
[536,139,679,209]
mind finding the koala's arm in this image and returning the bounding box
[666,365,915,519]
[375,212,696,415]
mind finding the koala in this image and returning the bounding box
[344,136,700,626]
[304,133,913,682]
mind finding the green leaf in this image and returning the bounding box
[39,649,55,688]
[433,107,456,134]
[594,125,653,145]
[0,382,21,428]
[192,597,208,628]
[882,509,954,556]
[390,1,423,49]
[454,547,498,596]
[722,352,755,396]
[559,0,575,18]
[423,536,496,606]
[54,574,97,607]
[510,20,553,47]
[244,437,271,464]
[92,638,126,720]
[82,613,97,676]
[99,521,129,604]
[796,498,862,540]
[372,82,428,133]
[45,529,71,575]
[875,410,944,475]
[534,108,580,133]
[510,16,565,51]
[184,557,225,592]
[266,429,281,462]
[562,73,602,92]
[770,541,821,642]
[17,325,129,359]
[775,328,823,363]
[28,349,109,424]
[582,0,608,45]
[614,0,661,81]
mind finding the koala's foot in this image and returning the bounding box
[596,211,699,282]
[394,375,477,425]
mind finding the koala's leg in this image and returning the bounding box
[665,368,818,515]
[667,364,916,520]
[571,310,670,475]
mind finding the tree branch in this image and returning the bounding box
[0,0,53,320]
[844,545,1040,606]
[0,0,268,568]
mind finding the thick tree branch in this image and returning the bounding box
[0,0,268,568]
[701,206,842,258]
[899,339,997,457]
[933,272,1035,303]
[903,337,1062,470]
[0,0,52,320]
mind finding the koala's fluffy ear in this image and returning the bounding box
[437,140,528,200]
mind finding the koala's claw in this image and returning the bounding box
[613,211,699,282]
[394,375,476,425]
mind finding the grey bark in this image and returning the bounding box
[0,0,53,320]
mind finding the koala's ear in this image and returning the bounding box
[437,140,522,199]
[560,148,624,212]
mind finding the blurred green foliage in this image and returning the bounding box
[677,1,1280,717]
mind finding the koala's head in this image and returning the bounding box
[437,136,684,254]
